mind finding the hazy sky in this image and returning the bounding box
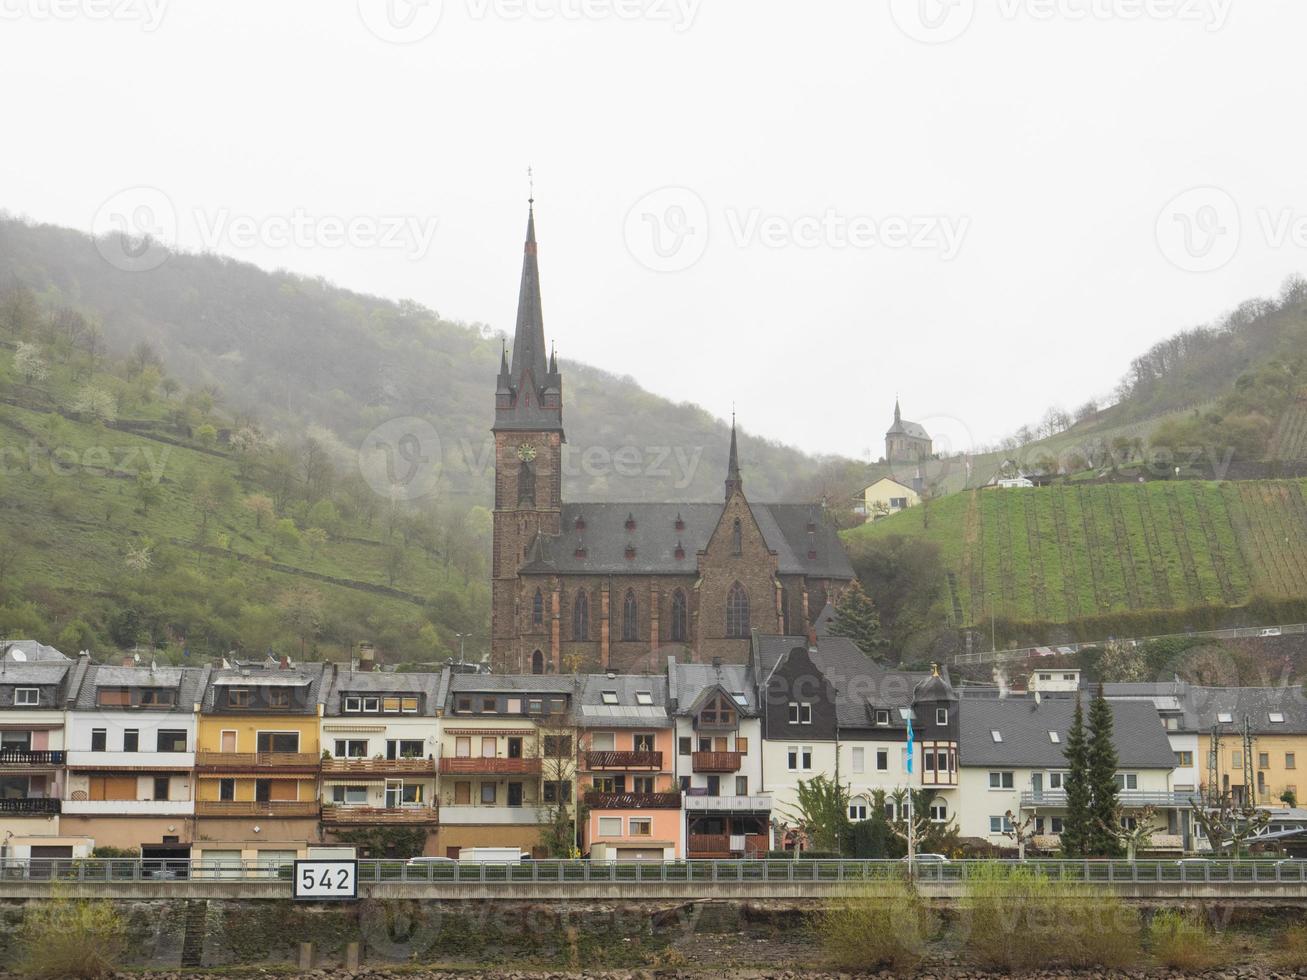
[3,0,1305,459]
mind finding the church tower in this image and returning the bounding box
[490,201,564,673]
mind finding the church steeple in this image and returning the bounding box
[494,200,563,433]
[725,414,742,499]
[894,397,901,425]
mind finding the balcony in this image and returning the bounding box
[438,805,543,826]
[323,758,435,777]
[691,751,742,773]
[195,751,320,772]
[0,798,60,814]
[0,750,64,767]
[195,800,320,818]
[321,804,439,826]
[584,791,681,810]
[687,833,767,858]
[62,799,194,816]
[1019,790,1195,809]
[438,757,541,776]
[683,794,771,813]
[66,751,193,770]
[584,751,663,771]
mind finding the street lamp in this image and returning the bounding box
[453,633,470,664]
[989,592,997,653]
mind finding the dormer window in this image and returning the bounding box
[807,549,818,560]
[228,688,251,708]
[456,696,472,713]
[699,693,737,727]
[269,688,291,709]
[624,545,636,560]
[935,708,948,725]
[14,688,38,707]
[344,696,362,713]
[674,541,686,561]
[674,514,685,531]
[574,541,587,559]
[574,515,586,531]
[874,709,890,726]
[625,513,636,531]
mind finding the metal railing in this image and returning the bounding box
[0,797,60,814]
[584,751,663,770]
[6,857,1307,885]
[0,750,65,766]
[1019,790,1195,808]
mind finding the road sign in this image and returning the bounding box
[293,859,358,901]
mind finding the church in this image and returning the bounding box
[490,204,855,675]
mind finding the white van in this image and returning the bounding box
[457,847,527,863]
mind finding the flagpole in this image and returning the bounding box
[906,712,916,869]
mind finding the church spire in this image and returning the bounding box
[725,413,742,499]
[494,197,563,433]
[894,396,901,424]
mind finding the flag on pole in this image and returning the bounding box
[905,713,915,775]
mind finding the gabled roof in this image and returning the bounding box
[72,664,209,712]
[959,697,1175,768]
[1188,686,1307,735]
[671,662,757,716]
[0,639,72,663]
[575,674,671,727]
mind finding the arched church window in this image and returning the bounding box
[532,588,544,627]
[622,589,638,642]
[572,591,590,641]
[726,582,750,638]
[517,460,535,507]
[531,649,544,675]
[670,589,687,643]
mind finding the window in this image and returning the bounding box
[1288,753,1298,770]
[601,691,619,705]
[1270,712,1286,724]
[482,697,497,713]
[876,748,889,771]
[268,688,290,708]
[725,582,750,638]
[532,588,544,627]
[1048,731,1060,744]
[788,702,812,725]
[97,688,130,706]
[634,690,654,706]
[542,780,571,803]
[1114,773,1139,790]
[1232,751,1243,768]
[344,696,362,713]
[335,739,368,758]
[990,815,1013,834]
[731,692,748,707]
[138,688,175,707]
[849,802,868,821]
[219,778,235,801]
[480,783,497,804]
[629,817,652,837]
[332,785,368,804]
[1049,771,1065,789]
[670,590,687,643]
[731,518,742,555]
[598,816,622,837]
[455,696,472,713]
[787,746,813,771]
[256,732,300,753]
[363,697,380,712]
[988,771,1014,789]
[633,732,655,753]
[633,775,655,794]
[153,777,169,801]
[990,730,1003,743]
[935,708,948,725]
[228,687,251,708]
[735,775,748,795]
[388,739,424,759]
[572,591,590,641]
[678,736,691,756]
[622,589,638,642]
[874,710,890,726]
[383,697,402,713]
[736,736,749,754]
[123,729,139,752]
[852,747,865,774]
[401,697,418,713]
[157,730,186,752]
[929,802,947,822]
[1051,816,1064,834]
[1175,751,1194,767]
[517,459,535,506]
[1039,673,1052,681]
[91,729,106,752]
[13,688,38,707]
[698,693,737,727]
[1259,752,1270,768]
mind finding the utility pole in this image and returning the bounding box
[989,592,997,653]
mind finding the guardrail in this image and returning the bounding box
[8,858,1307,886]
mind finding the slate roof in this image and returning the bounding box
[72,664,209,712]
[887,418,930,440]
[522,502,853,579]
[959,698,1175,768]
[323,668,443,717]
[670,662,758,716]
[1188,686,1307,735]
[0,661,73,709]
[1101,681,1199,731]
[201,662,328,712]
[447,673,577,694]
[0,639,72,663]
[575,673,670,727]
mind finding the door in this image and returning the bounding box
[445,846,461,859]
[220,731,237,753]
[508,737,522,759]
[255,780,272,802]
[481,737,497,758]
[385,781,402,809]
[1030,772,1044,800]
[507,782,523,807]
[454,781,471,805]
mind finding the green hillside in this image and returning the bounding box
[0,340,486,664]
[844,481,1307,642]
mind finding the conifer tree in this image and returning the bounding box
[1087,684,1123,856]
[828,580,886,655]
[1059,693,1093,856]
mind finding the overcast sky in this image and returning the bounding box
[3,0,1305,459]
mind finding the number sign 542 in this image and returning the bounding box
[293,860,358,901]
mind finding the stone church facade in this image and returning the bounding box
[490,205,854,674]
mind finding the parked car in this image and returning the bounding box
[902,853,950,863]
[1260,627,1283,637]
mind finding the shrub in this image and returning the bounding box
[816,878,933,972]
[1148,909,1228,971]
[15,892,126,979]
[1274,924,1307,970]
[961,863,1139,971]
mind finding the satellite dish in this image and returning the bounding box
[9,651,26,662]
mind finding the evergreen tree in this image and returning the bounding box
[828,580,886,655]
[1086,684,1123,856]
[1059,693,1093,856]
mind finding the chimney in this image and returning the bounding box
[121,656,134,668]
[279,655,290,671]
[711,657,723,672]
[807,625,818,652]
[358,643,376,672]
[993,666,1009,698]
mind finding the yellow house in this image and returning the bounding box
[192,662,326,866]
[1196,690,1307,808]
[859,477,920,522]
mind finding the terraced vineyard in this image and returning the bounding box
[843,480,1301,628]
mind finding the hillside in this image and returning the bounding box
[0,215,834,504]
[0,340,486,664]
[844,481,1307,646]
